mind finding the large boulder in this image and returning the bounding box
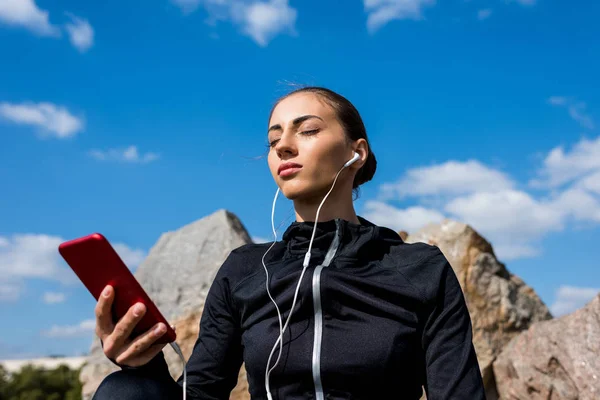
[405,219,552,399]
[493,294,600,400]
[80,209,253,400]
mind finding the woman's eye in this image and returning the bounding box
[300,129,319,135]
[267,139,280,148]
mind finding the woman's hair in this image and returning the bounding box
[270,86,377,194]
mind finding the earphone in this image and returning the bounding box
[263,151,360,400]
[344,151,360,168]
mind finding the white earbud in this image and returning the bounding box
[343,151,360,168]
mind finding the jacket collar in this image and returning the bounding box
[281,215,402,261]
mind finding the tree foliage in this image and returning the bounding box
[0,363,82,400]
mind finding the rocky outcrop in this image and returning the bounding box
[493,294,600,400]
[165,311,250,400]
[80,209,252,400]
[405,219,552,399]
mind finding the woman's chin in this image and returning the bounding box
[279,181,312,201]
[280,184,330,203]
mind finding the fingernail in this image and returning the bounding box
[155,324,165,334]
[133,303,144,316]
[102,287,111,297]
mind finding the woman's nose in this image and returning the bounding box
[275,131,297,158]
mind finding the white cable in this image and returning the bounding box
[170,341,187,400]
[265,165,346,400]
[264,188,285,400]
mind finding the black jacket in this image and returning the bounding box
[138,216,485,399]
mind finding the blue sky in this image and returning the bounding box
[0,0,599,359]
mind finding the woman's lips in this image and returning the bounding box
[279,167,302,177]
[278,162,303,177]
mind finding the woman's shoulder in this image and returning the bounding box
[367,219,447,269]
[389,239,445,267]
[386,240,454,303]
[213,241,285,285]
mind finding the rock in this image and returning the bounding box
[493,294,600,400]
[80,209,253,400]
[164,310,250,400]
[406,219,552,399]
[398,230,409,241]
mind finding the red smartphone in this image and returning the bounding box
[58,233,176,344]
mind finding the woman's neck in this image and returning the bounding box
[293,188,359,224]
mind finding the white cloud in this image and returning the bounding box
[64,13,94,52]
[113,243,146,270]
[491,243,539,260]
[172,0,297,46]
[568,104,595,130]
[89,146,160,164]
[550,187,600,223]
[444,190,565,240]
[578,170,600,195]
[362,201,445,233]
[252,236,271,243]
[550,285,599,317]
[515,0,536,6]
[0,102,84,138]
[0,233,146,302]
[0,282,22,302]
[548,96,567,106]
[0,234,72,283]
[171,0,203,14]
[368,134,600,261]
[530,136,600,188]
[233,0,297,47]
[548,96,595,129]
[380,160,514,200]
[0,0,60,36]
[363,0,436,33]
[477,9,492,21]
[43,292,66,304]
[42,319,95,338]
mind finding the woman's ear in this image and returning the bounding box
[353,139,369,169]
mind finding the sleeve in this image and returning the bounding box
[177,254,244,400]
[421,249,486,400]
[105,252,244,400]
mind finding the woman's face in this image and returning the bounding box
[267,92,355,201]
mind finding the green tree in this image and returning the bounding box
[0,363,82,400]
[0,365,10,399]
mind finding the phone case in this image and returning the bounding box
[58,233,177,344]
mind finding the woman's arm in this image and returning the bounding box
[179,257,244,399]
[421,250,486,399]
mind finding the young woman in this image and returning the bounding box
[93,87,486,400]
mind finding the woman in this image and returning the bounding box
[93,87,486,400]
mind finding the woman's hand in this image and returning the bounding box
[95,285,170,367]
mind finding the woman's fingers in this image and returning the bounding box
[105,302,147,356]
[95,285,115,340]
[123,343,167,368]
[114,322,167,366]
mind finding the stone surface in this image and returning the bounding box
[406,219,552,399]
[80,209,252,400]
[494,294,600,400]
[165,310,250,400]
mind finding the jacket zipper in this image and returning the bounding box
[311,220,342,400]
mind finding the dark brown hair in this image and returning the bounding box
[269,86,377,193]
